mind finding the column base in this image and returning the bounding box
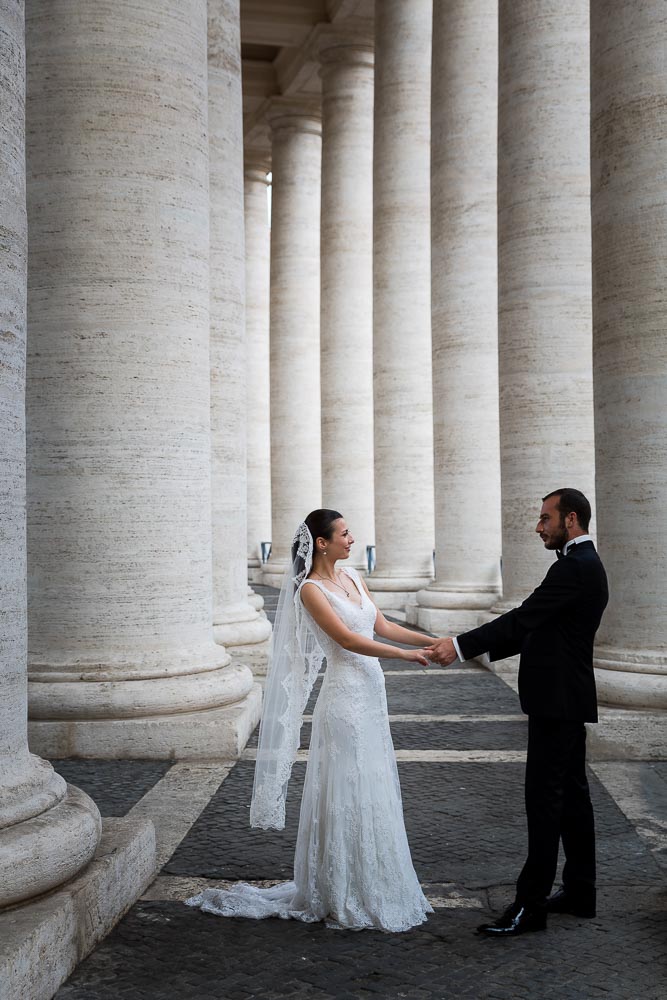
[28,684,262,760]
[367,574,433,617]
[588,705,667,761]
[0,813,156,1000]
[28,644,245,720]
[410,586,499,633]
[408,606,495,636]
[213,604,272,674]
[594,646,667,709]
[472,652,667,762]
[0,784,101,909]
[247,587,265,611]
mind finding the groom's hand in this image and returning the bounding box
[425,636,458,666]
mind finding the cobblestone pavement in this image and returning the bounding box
[54,585,667,1000]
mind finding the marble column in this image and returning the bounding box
[25,0,260,758]
[263,100,322,587]
[415,0,501,634]
[244,149,272,584]
[208,0,270,672]
[0,0,100,907]
[493,0,595,613]
[368,0,434,612]
[319,35,375,572]
[591,1,667,709]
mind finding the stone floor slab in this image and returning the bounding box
[53,896,667,1000]
[162,759,661,888]
[50,760,172,816]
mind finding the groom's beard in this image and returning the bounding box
[542,518,569,551]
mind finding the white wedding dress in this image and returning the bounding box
[186,566,432,932]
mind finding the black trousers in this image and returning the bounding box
[515,716,596,908]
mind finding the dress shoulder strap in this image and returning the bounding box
[300,578,331,597]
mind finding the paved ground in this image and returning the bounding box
[53,585,667,1000]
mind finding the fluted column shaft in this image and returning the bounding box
[369,0,434,612]
[0,0,100,907]
[494,0,595,610]
[244,153,272,580]
[264,102,322,586]
[208,0,270,668]
[25,0,257,757]
[591,1,667,708]
[319,38,375,570]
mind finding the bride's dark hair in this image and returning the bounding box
[292,508,343,577]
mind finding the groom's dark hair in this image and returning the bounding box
[542,488,591,531]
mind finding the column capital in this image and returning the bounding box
[244,145,271,181]
[315,25,374,74]
[265,96,321,137]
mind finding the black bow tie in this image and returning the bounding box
[556,549,565,559]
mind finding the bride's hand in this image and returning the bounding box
[400,647,430,666]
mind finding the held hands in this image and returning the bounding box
[424,636,458,666]
[400,647,431,666]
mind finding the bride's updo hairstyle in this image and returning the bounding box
[293,508,343,578]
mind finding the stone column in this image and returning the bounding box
[319,34,375,572]
[244,148,272,583]
[415,0,501,634]
[493,0,595,613]
[208,0,270,672]
[0,0,100,908]
[591,1,667,709]
[368,0,434,613]
[25,0,260,758]
[263,100,322,587]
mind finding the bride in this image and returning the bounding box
[187,509,434,931]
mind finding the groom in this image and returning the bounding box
[427,488,608,937]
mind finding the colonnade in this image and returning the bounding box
[1,0,666,918]
[249,0,667,712]
[19,0,263,772]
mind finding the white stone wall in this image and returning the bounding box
[415,0,501,635]
[591,0,667,709]
[24,0,257,753]
[244,154,272,576]
[495,0,595,609]
[0,0,100,908]
[264,101,322,585]
[369,0,435,610]
[319,37,375,571]
[208,0,271,665]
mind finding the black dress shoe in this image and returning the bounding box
[476,903,547,937]
[546,888,596,918]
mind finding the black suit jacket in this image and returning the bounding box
[457,541,608,722]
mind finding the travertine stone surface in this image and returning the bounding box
[319,35,375,571]
[494,0,595,611]
[25,0,255,754]
[416,0,501,635]
[0,815,156,999]
[0,0,100,908]
[591,1,667,709]
[244,150,272,580]
[263,100,322,587]
[208,0,270,663]
[368,0,435,610]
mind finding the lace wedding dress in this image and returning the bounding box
[186,565,432,932]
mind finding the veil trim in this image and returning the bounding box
[249,522,324,830]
